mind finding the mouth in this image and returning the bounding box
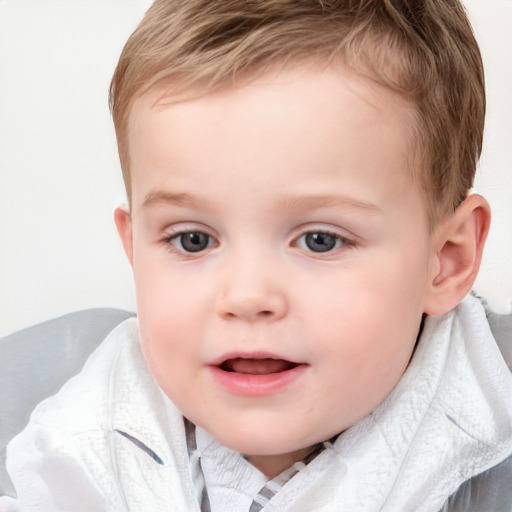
[209,353,306,396]
[219,357,299,375]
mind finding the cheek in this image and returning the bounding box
[132,263,203,380]
[134,252,203,324]
[300,252,426,334]
[298,252,427,402]
[136,298,202,412]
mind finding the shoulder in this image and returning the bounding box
[3,318,196,511]
[440,454,512,512]
[3,318,143,510]
[484,302,512,371]
[24,317,141,433]
[440,296,512,511]
[458,294,512,371]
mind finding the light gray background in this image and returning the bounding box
[0,0,511,336]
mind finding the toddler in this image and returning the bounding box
[2,1,512,511]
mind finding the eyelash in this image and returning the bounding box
[160,229,355,257]
[161,230,217,256]
[293,230,354,255]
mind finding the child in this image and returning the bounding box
[2,1,511,510]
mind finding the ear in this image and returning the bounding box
[423,194,490,316]
[114,206,134,267]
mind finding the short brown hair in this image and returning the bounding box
[109,0,485,225]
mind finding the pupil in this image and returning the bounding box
[305,232,336,252]
[181,232,208,252]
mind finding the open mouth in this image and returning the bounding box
[219,357,299,375]
[210,354,306,395]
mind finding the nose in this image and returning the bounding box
[215,256,288,323]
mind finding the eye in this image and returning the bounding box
[169,231,215,253]
[295,231,347,253]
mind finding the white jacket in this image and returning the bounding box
[1,295,512,511]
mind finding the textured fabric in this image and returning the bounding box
[0,308,134,497]
[1,295,511,511]
[485,304,512,370]
[189,424,326,512]
[440,297,512,512]
[440,455,512,512]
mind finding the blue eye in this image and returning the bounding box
[296,232,345,253]
[170,231,214,253]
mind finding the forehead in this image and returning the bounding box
[127,63,418,210]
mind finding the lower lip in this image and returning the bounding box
[209,364,307,396]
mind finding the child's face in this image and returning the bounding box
[120,64,437,475]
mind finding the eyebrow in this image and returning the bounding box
[276,194,382,214]
[142,191,198,209]
[141,190,381,214]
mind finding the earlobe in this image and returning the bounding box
[424,194,490,316]
[114,206,134,267]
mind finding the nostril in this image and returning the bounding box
[221,309,275,321]
[217,294,287,322]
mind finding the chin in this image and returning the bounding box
[212,425,316,458]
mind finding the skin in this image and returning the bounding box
[115,64,490,477]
